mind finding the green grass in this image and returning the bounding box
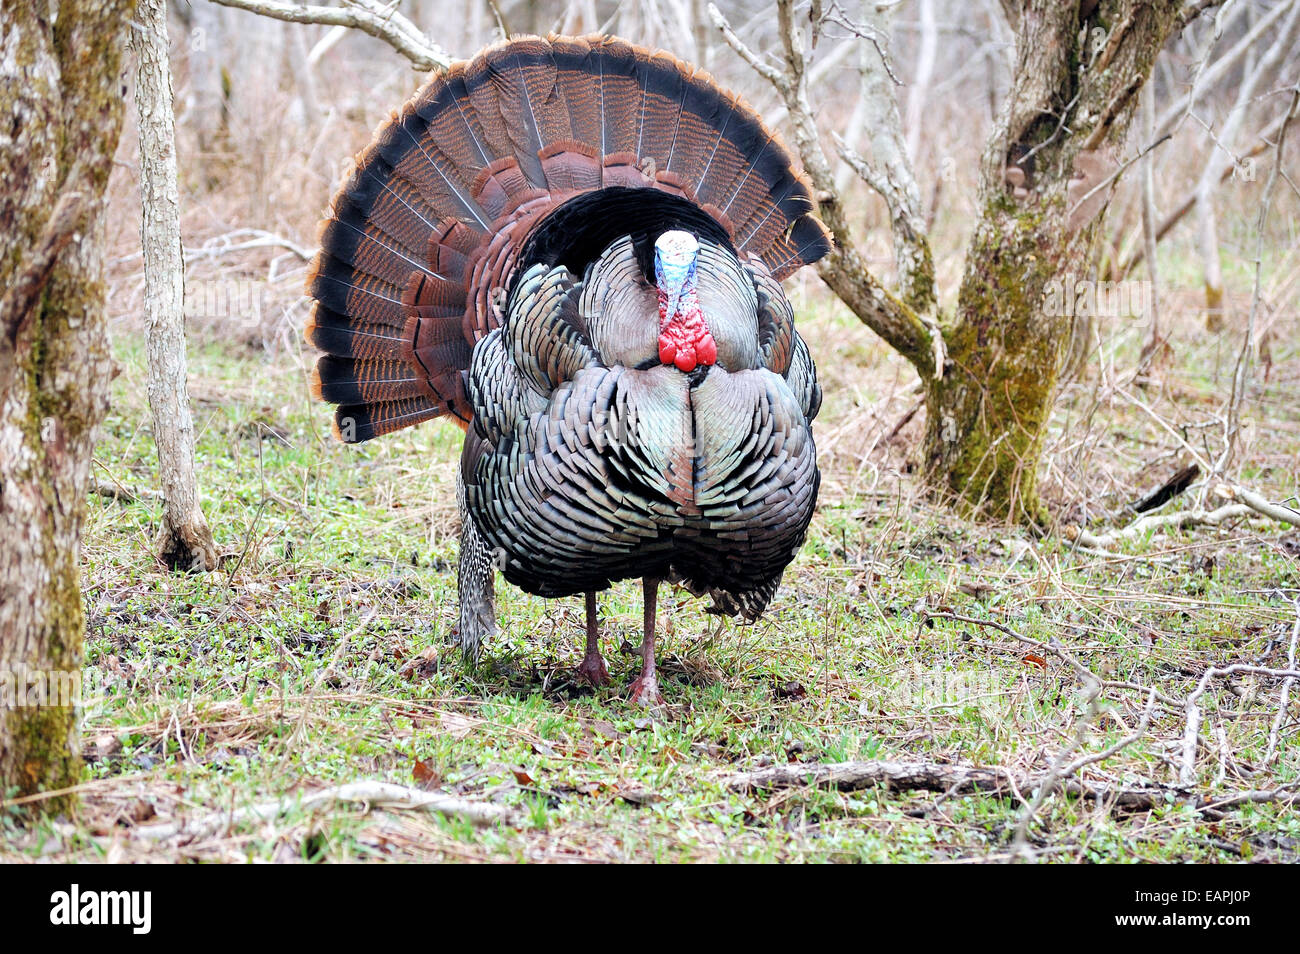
[3,304,1298,863]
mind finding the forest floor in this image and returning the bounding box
[3,273,1299,863]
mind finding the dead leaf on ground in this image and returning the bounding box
[412,758,441,789]
[583,719,625,740]
[400,645,439,679]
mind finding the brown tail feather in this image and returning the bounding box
[306,33,830,443]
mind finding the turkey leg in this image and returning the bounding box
[575,591,611,687]
[628,577,664,706]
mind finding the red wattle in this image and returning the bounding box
[674,344,697,372]
[658,295,716,373]
[659,338,677,365]
[695,333,717,366]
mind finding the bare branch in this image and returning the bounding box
[818,0,902,84]
[1181,662,1300,788]
[1218,80,1300,473]
[833,133,890,198]
[1213,482,1300,530]
[845,0,936,317]
[1014,686,1157,850]
[1159,0,1285,141]
[708,0,941,378]
[1265,600,1300,766]
[1066,503,1253,549]
[1178,0,1228,27]
[1112,111,1295,278]
[207,0,452,71]
[707,3,784,85]
[1065,133,1171,229]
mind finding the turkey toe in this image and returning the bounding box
[575,652,611,687]
[628,674,664,707]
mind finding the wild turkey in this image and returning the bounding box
[306,35,831,703]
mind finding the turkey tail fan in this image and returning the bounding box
[306,33,831,442]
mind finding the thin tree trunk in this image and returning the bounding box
[1138,75,1163,373]
[1196,181,1225,330]
[287,25,321,129]
[905,0,937,166]
[1194,0,1300,331]
[0,0,135,806]
[133,0,220,572]
[188,0,229,189]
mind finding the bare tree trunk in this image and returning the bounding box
[920,0,1183,520]
[0,0,135,806]
[1137,76,1164,375]
[286,25,321,129]
[187,0,229,189]
[133,0,219,571]
[1196,170,1226,330]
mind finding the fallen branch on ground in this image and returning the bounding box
[89,480,154,502]
[1014,687,1157,850]
[184,229,315,262]
[723,759,1300,817]
[1213,483,1300,530]
[1130,463,1200,514]
[1065,503,1253,549]
[1066,480,1300,549]
[132,781,515,841]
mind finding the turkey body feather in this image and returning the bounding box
[305,34,831,701]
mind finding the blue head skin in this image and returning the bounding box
[654,230,700,324]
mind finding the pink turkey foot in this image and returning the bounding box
[575,651,611,687]
[628,673,663,707]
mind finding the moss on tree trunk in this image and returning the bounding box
[0,0,135,810]
[923,197,1067,522]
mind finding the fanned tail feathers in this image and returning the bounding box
[306,33,831,442]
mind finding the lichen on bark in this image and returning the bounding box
[0,0,137,810]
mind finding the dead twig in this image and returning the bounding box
[1013,687,1158,852]
[1264,600,1300,766]
[131,781,515,841]
[1181,662,1300,788]
[1217,81,1300,473]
